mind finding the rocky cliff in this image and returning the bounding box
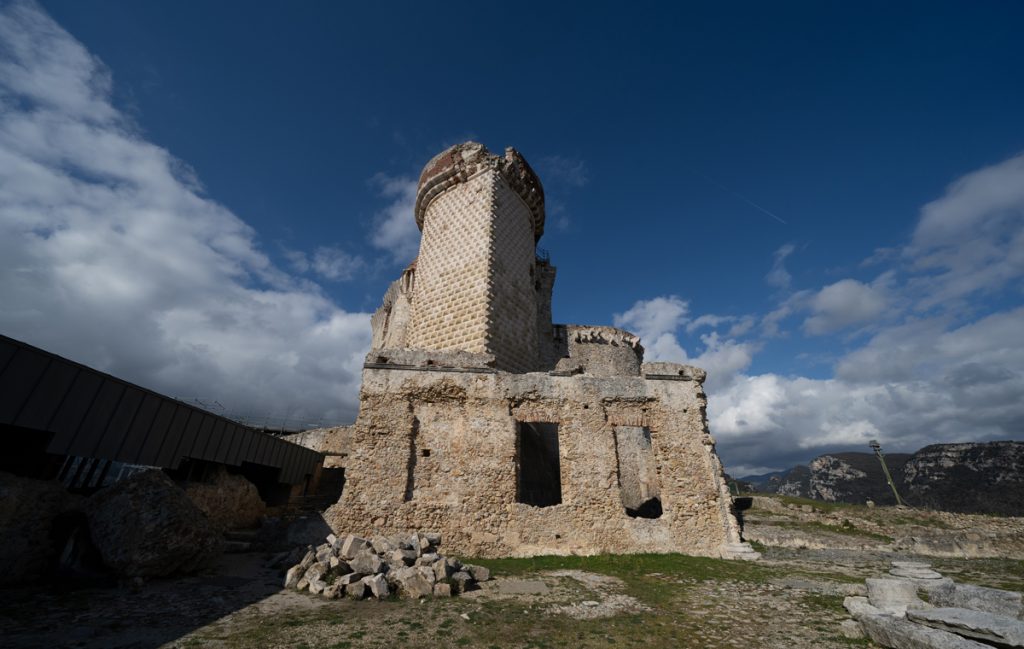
[740,441,1024,515]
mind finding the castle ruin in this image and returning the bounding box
[325,142,754,559]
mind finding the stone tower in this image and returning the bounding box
[322,142,757,561]
[404,142,544,373]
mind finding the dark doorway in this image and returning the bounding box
[516,421,561,507]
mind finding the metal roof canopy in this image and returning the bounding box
[0,334,322,485]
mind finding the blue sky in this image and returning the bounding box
[2,0,1022,474]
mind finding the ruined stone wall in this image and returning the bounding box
[326,362,743,558]
[552,325,644,377]
[406,172,494,355]
[485,174,539,372]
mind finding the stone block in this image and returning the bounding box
[860,613,991,648]
[433,559,453,582]
[350,549,385,575]
[424,532,442,547]
[299,550,316,570]
[465,564,491,582]
[284,564,304,589]
[363,573,390,599]
[309,579,327,595]
[451,571,474,594]
[337,572,363,586]
[345,581,367,599]
[322,584,342,599]
[433,583,452,597]
[392,549,417,567]
[416,553,440,566]
[845,596,884,618]
[326,533,338,546]
[932,585,1024,619]
[371,537,396,555]
[296,577,309,592]
[304,563,325,583]
[907,608,1024,647]
[867,578,927,616]
[393,566,433,598]
[840,619,864,639]
[340,534,371,559]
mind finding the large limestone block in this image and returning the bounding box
[392,566,433,598]
[931,584,1024,619]
[867,578,929,616]
[907,608,1024,647]
[85,470,223,577]
[859,614,992,649]
[340,534,371,559]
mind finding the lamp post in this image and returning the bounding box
[869,439,906,507]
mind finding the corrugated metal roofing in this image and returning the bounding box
[0,334,322,485]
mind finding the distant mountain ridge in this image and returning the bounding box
[739,441,1024,516]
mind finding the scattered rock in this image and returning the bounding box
[840,618,865,639]
[281,529,487,600]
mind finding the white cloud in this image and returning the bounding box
[802,278,887,335]
[765,242,795,289]
[0,1,371,426]
[369,174,419,264]
[537,155,589,188]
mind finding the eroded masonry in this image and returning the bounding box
[321,142,754,559]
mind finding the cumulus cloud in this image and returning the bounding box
[802,278,888,335]
[286,246,365,281]
[0,1,371,426]
[369,173,419,264]
[709,153,1024,474]
[613,296,756,391]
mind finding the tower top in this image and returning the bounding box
[414,142,546,241]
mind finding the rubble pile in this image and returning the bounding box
[271,531,491,600]
[842,560,1024,648]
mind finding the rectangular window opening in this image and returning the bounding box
[516,421,561,507]
[613,426,662,519]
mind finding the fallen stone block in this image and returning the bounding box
[907,608,1024,647]
[304,562,326,583]
[345,581,367,599]
[392,549,417,567]
[296,577,310,592]
[336,572,363,586]
[860,613,992,648]
[465,564,491,582]
[433,583,452,597]
[363,573,390,599]
[371,537,396,555]
[284,564,304,589]
[891,567,945,580]
[309,579,327,595]
[433,559,453,582]
[932,585,1024,619]
[315,545,333,564]
[350,549,385,575]
[845,596,885,618]
[416,552,440,566]
[393,566,433,598]
[322,584,342,599]
[299,550,316,570]
[424,532,442,547]
[451,571,474,594]
[867,578,928,616]
[340,534,371,559]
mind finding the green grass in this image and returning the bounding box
[773,520,894,543]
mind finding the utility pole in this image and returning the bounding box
[869,439,906,507]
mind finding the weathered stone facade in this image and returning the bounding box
[324,142,751,559]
